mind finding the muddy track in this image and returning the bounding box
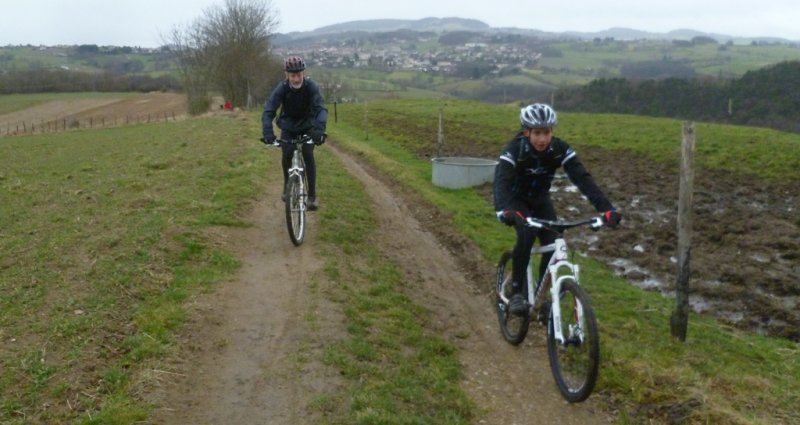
[147,141,616,424]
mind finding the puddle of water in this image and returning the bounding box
[719,310,745,323]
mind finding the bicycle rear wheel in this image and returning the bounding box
[285,174,306,246]
[546,280,599,402]
[495,250,530,345]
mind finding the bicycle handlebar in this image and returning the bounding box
[524,216,604,233]
[274,135,315,146]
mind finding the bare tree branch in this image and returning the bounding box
[166,0,282,113]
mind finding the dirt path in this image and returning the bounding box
[148,142,616,424]
[148,174,342,424]
[330,143,614,424]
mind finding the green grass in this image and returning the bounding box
[3,96,799,424]
[327,98,800,424]
[540,40,800,79]
[311,153,474,423]
[0,108,476,424]
[0,46,174,76]
[0,115,265,423]
[333,98,800,183]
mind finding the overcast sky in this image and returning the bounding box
[1,0,798,47]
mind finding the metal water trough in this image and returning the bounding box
[431,156,498,189]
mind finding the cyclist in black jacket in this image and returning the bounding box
[261,56,328,210]
[494,103,621,315]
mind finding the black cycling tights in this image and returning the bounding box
[510,197,557,294]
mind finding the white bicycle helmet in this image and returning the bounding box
[520,103,557,128]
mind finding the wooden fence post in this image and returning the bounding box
[363,101,369,141]
[437,107,444,158]
[670,122,696,341]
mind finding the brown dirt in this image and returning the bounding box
[145,140,617,424]
[146,173,345,424]
[572,145,799,341]
[0,92,187,134]
[466,143,798,341]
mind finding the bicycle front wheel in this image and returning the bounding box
[495,250,530,345]
[285,175,306,246]
[547,280,599,402]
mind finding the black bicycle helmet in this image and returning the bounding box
[520,103,557,128]
[284,56,306,72]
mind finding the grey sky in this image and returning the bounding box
[1,0,798,47]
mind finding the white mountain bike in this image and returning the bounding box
[495,215,603,402]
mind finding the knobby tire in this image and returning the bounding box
[495,250,530,345]
[285,174,305,246]
[546,280,599,402]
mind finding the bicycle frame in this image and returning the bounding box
[288,148,306,209]
[498,216,602,344]
[278,136,314,207]
[288,145,305,178]
[530,239,582,345]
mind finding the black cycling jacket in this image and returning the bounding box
[261,78,327,138]
[493,133,613,213]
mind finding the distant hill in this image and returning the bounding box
[275,17,797,44]
[314,17,489,34]
[563,27,793,43]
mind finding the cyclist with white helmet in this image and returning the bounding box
[494,103,621,315]
[261,56,328,210]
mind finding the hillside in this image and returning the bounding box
[1,96,798,424]
[557,60,800,133]
[273,19,800,109]
[274,17,798,44]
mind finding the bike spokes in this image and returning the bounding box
[285,176,305,246]
[495,251,530,345]
[547,280,599,402]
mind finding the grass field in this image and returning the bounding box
[0,46,174,76]
[2,95,799,424]
[334,98,800,182]
[328,98,800,424]
[0,108,473,424]
[0,115,265,423]
[0,92,137,116]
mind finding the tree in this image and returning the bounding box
[168,0,281,113]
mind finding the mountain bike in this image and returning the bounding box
[494,215,603,402]
[275,135,315,246]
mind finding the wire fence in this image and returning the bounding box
[0,112,181,137]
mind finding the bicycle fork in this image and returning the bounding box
[536,239,588,346]
[288,152,307,210]
[549,272,587,346]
